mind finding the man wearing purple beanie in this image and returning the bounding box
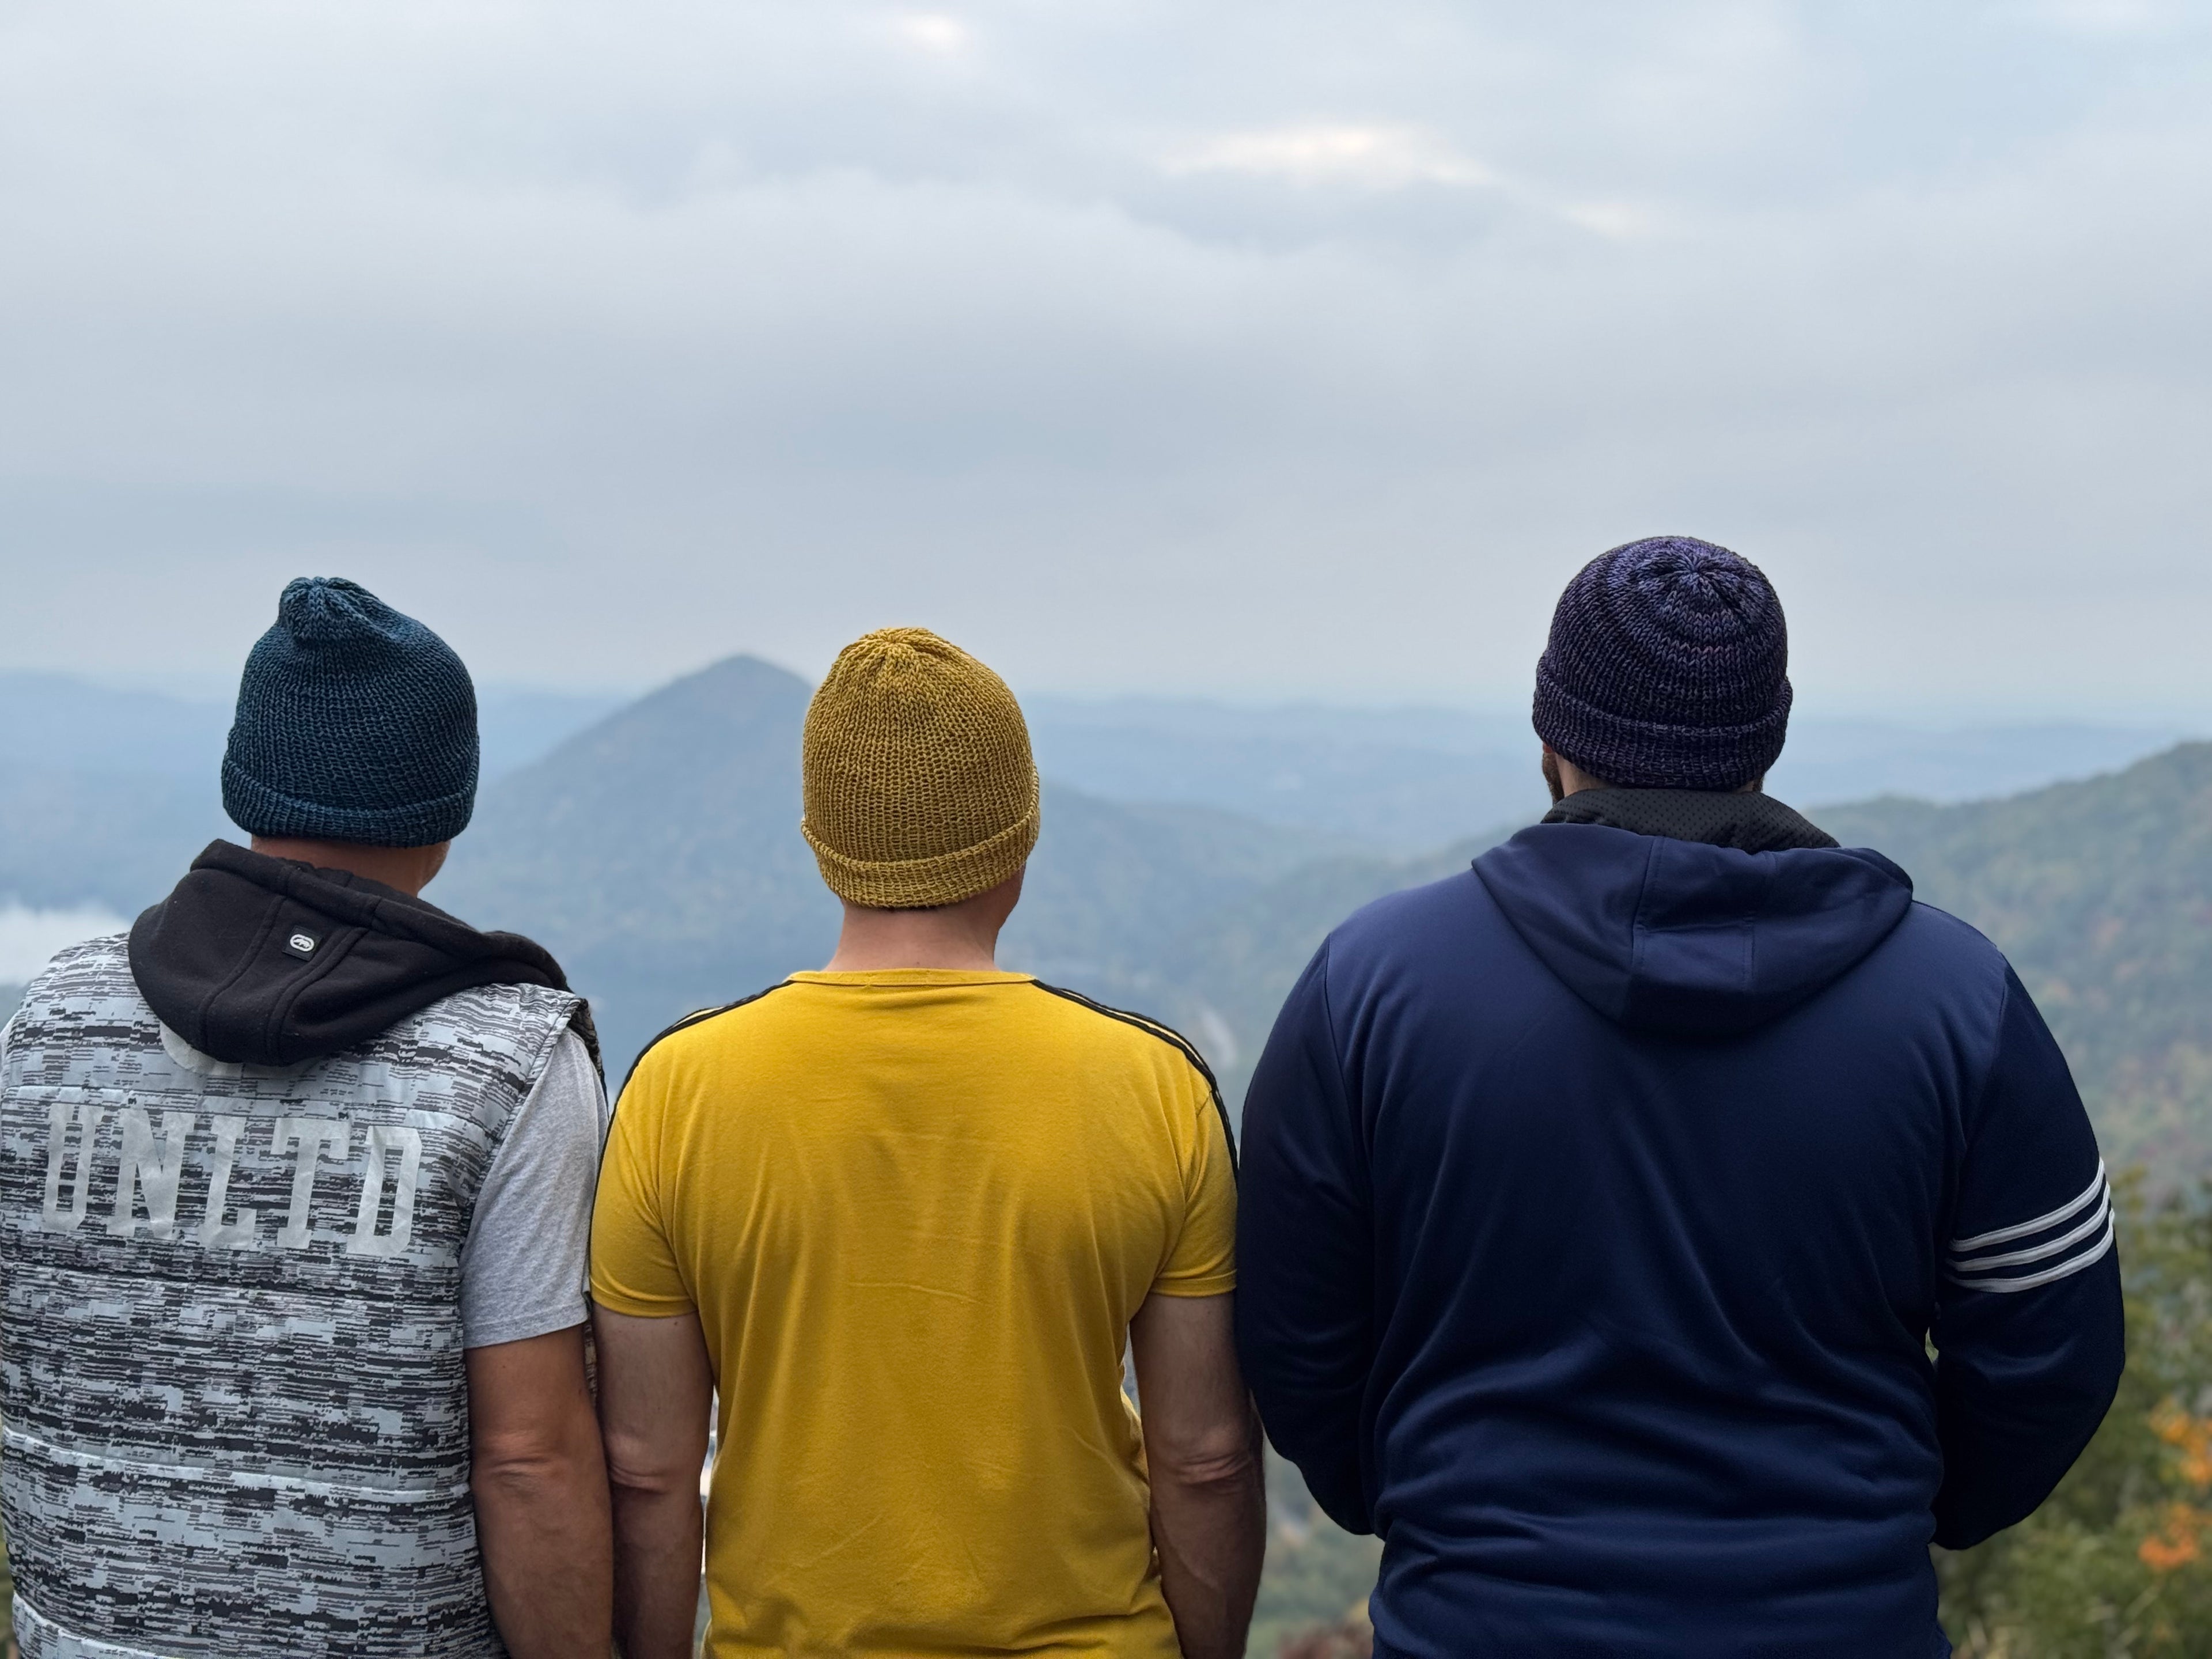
[1236,536,2123,1657]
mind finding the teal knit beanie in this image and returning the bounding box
[222,578,479,847]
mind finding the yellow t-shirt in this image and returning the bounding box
[590,969,1238,1659]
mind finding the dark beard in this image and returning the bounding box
[1541,749,1566,806]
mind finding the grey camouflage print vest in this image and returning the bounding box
[0,935,579,1659]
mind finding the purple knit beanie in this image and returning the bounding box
[1532,535,1792,790]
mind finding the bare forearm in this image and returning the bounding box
[594,1307,714,1659]
[1129,1293,1264,1659]
[1151,1450,1266,1659]
[474,1450,614,1659]
[612,1481,704,1659]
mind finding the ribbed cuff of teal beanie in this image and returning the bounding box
[222,759,476,848]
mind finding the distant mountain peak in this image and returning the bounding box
[514,653,812,775]
[670,653,813,696]
[616,653,813,720]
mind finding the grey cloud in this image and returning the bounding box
[1,1,2209,711]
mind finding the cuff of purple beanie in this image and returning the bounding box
[1533,669,1793,791]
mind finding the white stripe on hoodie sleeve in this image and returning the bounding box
[1945,1162,2115,1294]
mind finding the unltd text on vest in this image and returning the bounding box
[39,1102,423,1256]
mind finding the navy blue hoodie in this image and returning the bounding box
[1237,801,2124,1658]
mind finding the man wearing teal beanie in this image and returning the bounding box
[0,578,613,1657]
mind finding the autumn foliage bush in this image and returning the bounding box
[1274,1615,1373,1659]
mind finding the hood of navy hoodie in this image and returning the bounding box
[1472,823,1916,1037]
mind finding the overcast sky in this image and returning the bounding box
[3,1,2209,715]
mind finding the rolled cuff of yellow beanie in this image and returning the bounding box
[803,804,1041,909]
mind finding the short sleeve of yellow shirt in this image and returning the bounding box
[589,971,1236,1659]
[587,1065,690,1318]
[1120,1010,1236,1299]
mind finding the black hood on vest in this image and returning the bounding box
[129,840,597,1070]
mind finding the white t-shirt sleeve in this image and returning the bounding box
[460,1027,609,1350]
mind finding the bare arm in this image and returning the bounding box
[467,1324,613,1659]
[596,1304,714,1659]
[1130,1291,1266,1659]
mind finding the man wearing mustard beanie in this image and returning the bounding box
[591,628,1264,1659]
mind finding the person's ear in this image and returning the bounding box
[418,840,453,889]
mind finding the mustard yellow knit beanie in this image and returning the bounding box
[801,627,1041,908]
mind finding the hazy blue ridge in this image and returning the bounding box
[0,767,230,913]
[10,657,2212,1170]
[0,673,236,778]
[1027,696,1546,855]
[1772,721,2196,811]
[436,655,1350,1079]
[0,671,619,786]
[1028,691,2188,857]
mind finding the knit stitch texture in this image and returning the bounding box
[1533,535,1793,790]
[222,577,479,847]
[802,627,1040,908]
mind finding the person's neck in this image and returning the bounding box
[821,874,1022,972]
[248,835,449,899]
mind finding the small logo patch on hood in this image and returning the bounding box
[127,840,596,1070]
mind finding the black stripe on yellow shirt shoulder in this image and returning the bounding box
[616,981,792,1102]
[1029,981,1238,1177]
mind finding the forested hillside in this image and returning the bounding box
[1137,742,2212,1169]
[1823,744,2212,1174]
